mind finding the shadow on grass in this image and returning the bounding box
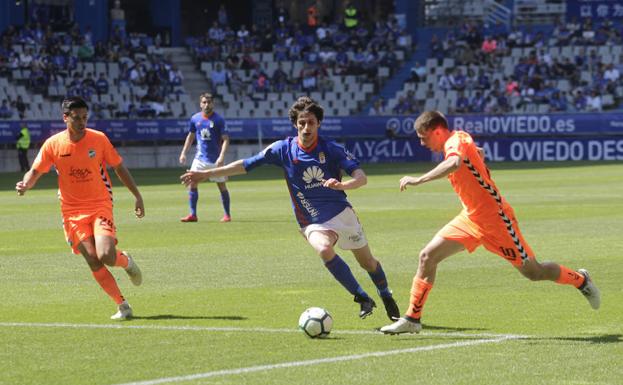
[372,324,489,333]
[132,314,247,321]
[535,334,623,344]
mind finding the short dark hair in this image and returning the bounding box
[61,96,89,115]
[288,96,324,125]
[199,92,213,101]
[414,110,449,134]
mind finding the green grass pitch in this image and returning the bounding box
[1,162,622,385]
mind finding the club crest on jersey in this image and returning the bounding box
[88,149,96,158]
[319,152,326,164]
[302,166,324,189]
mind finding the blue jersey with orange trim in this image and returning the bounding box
[188,111,228,163]
[243,136,359,227]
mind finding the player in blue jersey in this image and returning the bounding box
[179,92,231,222]
[181,96,400,320]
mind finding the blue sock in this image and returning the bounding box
[368,262,391,298]
[189,188,198,216]
[220,189,230,216]
[324,255,366,297]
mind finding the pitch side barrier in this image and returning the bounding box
[1,113,621,162]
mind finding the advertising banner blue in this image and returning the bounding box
[1,113,622,145]
[566,0,623,20]
[345,137,623,163]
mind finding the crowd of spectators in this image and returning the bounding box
[188,3,412,102]
[0,22,186,119]
[383,16,623,116]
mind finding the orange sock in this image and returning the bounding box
[555,265,585,288]
[405,277,433,320]
[114,250,129,269]
[92,267,124,304]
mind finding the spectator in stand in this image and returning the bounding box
[237,24,250,44]
[208,21,225,43]
[369,98,387,116]
[343,1,359,31]
[252,69,270,94]
[409,61,426,83]
[218,4,229,27]
[317,71,334,93]
[210,63,228,92]
[481,35,497,67]
[450,68,467,91]
[272,64,288,92]
[438,69,452,91]
[300,63,318,92]
[470,91,485,113]
[455,91,470,114]
[586,90,602,112]
[0,99,13,119]
[603,63,620,86]
[573,89,587,111]
[12,95,28,119]
[229,71,246,99]
[549,91,568,112]
[392,96,410,115]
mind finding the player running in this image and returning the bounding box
[181,96,400,321]
[15,96,144,320]
[380,110,600,334]
[179,92,231,223]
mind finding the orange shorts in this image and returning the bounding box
[62,207,117,254]
[436,209,535,267]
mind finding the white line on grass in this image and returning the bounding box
[112,336,520,385]
[0,321,526,339]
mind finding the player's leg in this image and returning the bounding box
[181,159,202,222]
[306,229,375,318]
[485,216,600,309]
[93,208,142,286]
[95,235,142,286]
[216,181,231,222]
[351,245,400,321]
[381,216,471,335]
[76,238,131,319]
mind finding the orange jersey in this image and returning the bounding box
[33,128,122,213]
[444,131,511,222]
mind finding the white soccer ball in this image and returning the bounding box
[298,307,333,338]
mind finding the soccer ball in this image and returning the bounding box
[298,307,333,338]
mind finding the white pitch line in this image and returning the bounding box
[113,336,520,385]
[0,321,526,339]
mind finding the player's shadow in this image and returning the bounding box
[421,324,489,332]
[132,314,247,321]
[535,334,623,344]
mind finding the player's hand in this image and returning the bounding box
[134,197,145,218]
[179,153,186,165]
[399,176,419,191]
[323,178,342,190]
[15,181,27,196]
[180,170,205,187]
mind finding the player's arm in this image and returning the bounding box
[15,168,43,196]
[181,159,247,186]
[399,154,461,191]
[216,134,230,167]
[179,132,195,164]
[324,168,367,191]
[113,162,145,218]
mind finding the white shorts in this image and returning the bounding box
[302,207,368,250]
[191,158,227,183]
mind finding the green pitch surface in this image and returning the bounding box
[1,162,622,385]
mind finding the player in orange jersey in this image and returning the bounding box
[15,96,145,320]
[381,110,600,334]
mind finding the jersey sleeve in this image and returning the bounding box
[444,132,469,160]
[188,115,196,133]
[101,133,123,167]
[242,140,284,172]
[217,115,229,136]
[32,140,53,174]
[328,141,360,175]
